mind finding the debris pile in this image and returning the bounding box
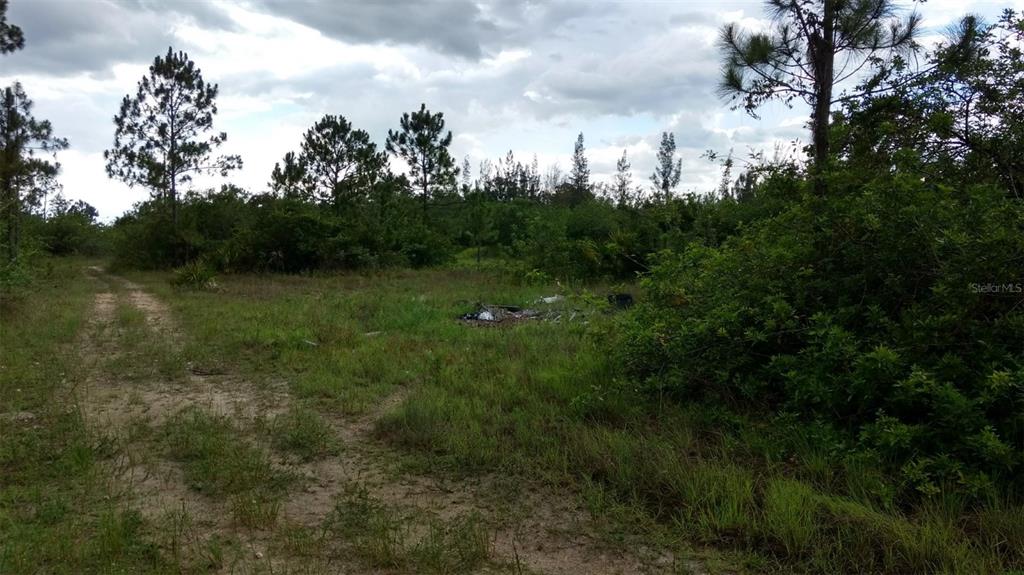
[459,292,634,326]
[460,304,539,324]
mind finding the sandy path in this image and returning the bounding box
[75,267,694,574]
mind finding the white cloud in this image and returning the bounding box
[57,150,147,222]
[4,0,1002,218]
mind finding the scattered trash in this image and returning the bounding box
[460,292,633,326]
[364,331,383,337]
[460,304,540,325]
[302,339,319,347]
[607,293,634,309]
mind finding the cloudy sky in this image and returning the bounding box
[3,0,1018,220]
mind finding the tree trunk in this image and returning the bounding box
[811,0,836,194]
[421,157,430,219]
[170,175,178,230]
[3,87,19,263]
[5,188,17,264]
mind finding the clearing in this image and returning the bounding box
[2,261,728,574]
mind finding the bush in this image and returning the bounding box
[622,173,1024,500]
[170,261,217,290]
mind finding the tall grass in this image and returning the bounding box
[124,267,1024,573]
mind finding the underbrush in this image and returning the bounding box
[125,264,1024,573]
[261,405,340,462]
[623,175,1024,502]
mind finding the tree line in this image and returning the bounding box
[1,0,1023,568]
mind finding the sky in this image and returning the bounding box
[2,0,1019,221]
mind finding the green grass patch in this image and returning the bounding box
[118,268,1024,573]
[0,258,168,574]
[262,405,340,462]
[162,407,292,528]
[325,482,491,573]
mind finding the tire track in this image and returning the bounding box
[77,267,694,574]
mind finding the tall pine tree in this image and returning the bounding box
[568,132,591,205]
[385,103,457,213]
[105,48,241,230]
[613,149,633,207]
[285,114,386,210]
[651,132,681,201]
[719,0,920,190]
[1,84,68,262]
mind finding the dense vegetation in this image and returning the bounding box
[622,8,1024,504]
[2,1,1023,573]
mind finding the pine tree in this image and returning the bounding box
[461,156,472,194]
[651,132,681,201]
[0,0,24,54]
[568,132,590,205]
[298,114,385,209]
[269,151,308,199]
[1,83,68,262]
[385,103,457,212]
[719,0,920,189]
[613,149,633,207]
[717,150,734,199]
[105,47,241,229]
[528,155,541,200]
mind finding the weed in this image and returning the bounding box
[170,260,217,290]
[162,407,291,527]
[264,405,340,461]
[116,268,1024,573]
[325,482,492,573]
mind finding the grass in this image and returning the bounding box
[21,262,1024,573]
[261,405,340,462]
[324,482,492,573]
[162,407,293,527]
[0,258,168,574]
[106,296,186,384]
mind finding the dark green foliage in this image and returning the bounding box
[31,196,104,256]
[169,260,216,290]
[0,83,68,263]
[104,47,240,234]
[623,173,1024,500]
[719,0,921,173]
[385,103,457,207]
[612,149,636,206]
[835,10,1024,196]
[270,114,387,209]
[0,0,23,54]
[566,132,591,205]
[617,7,1024,510]
[111,177,455,272]
[650,131,681,200]
[106,96,785,279]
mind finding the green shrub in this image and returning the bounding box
[623,173,1024,500]
[169,261,217,290]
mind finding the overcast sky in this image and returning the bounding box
[3,0,1018,220]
